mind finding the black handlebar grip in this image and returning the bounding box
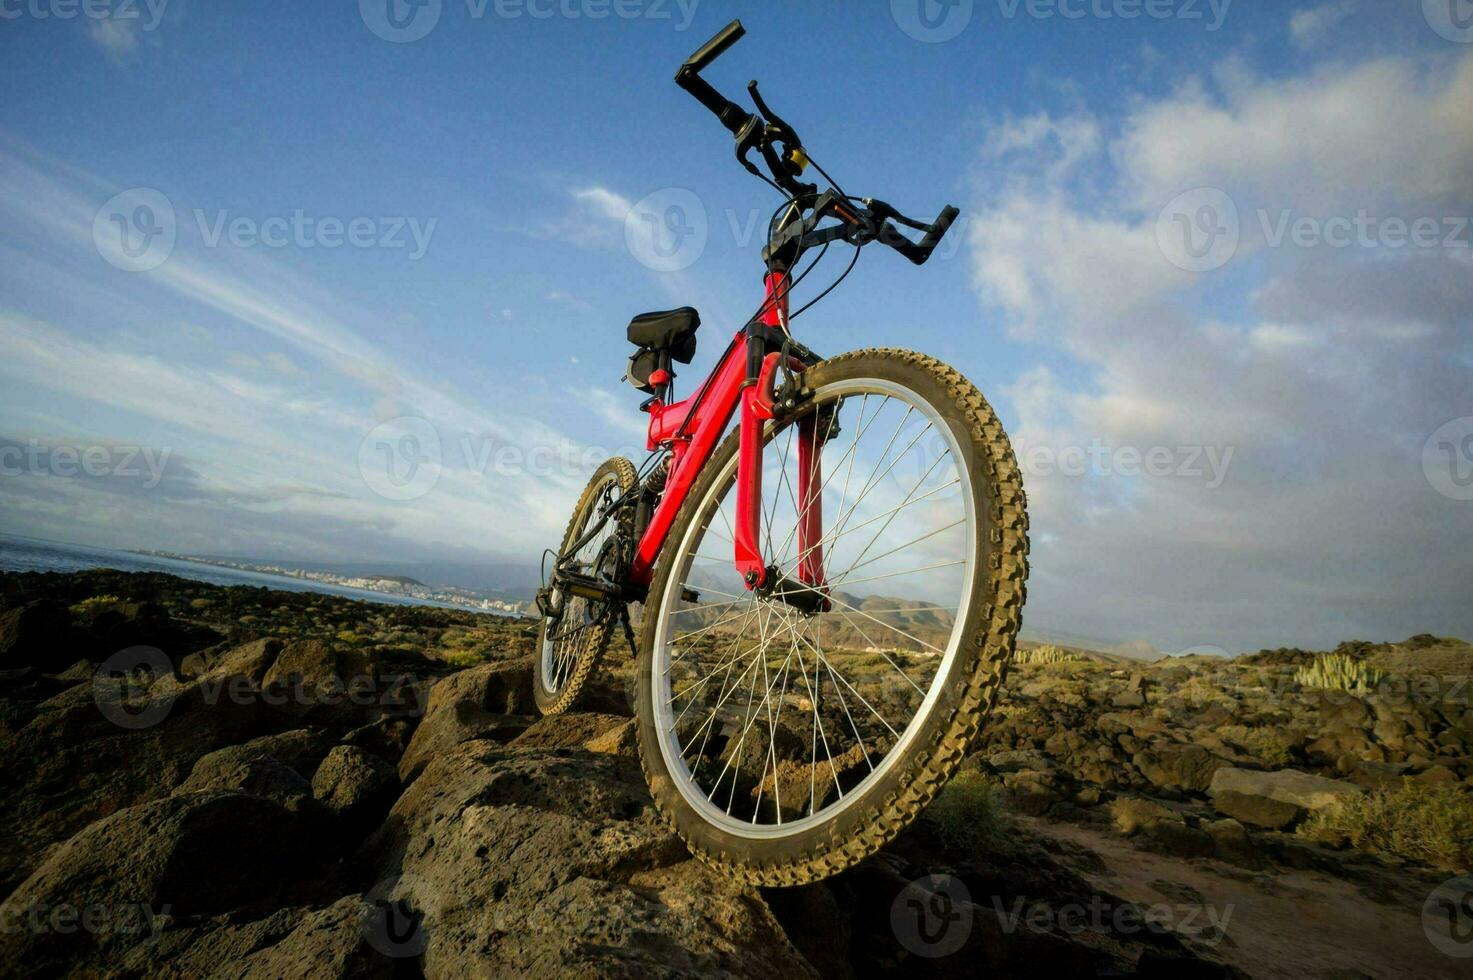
[681,20,744,76]
[919,206,960,253]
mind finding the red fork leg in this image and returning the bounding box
[795,415,830,611]
[733,385,766,589]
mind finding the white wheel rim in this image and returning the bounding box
[650,377,978,839]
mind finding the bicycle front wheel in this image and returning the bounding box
[635,348,1028,886]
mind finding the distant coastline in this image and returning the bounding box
[127,549,526,617]
[0,534,526,616]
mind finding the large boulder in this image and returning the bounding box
[1132,741,1227,794]
[1208,766,1361,828]
[0,655,310,894]
[364,740,815,977]
[0,600,85,673]
[0,791,305,973]
[173,743,314,810]
[115,897,395,979]
[397,660,535,782]
[311,745,398,824]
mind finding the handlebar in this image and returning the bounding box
[675,19,750,135]
[676,20,959,266]
[681,19,744,75]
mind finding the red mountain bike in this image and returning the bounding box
[535,21,1028,886]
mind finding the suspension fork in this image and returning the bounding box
[731,268,829,607]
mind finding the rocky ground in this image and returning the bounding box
[1,569,1469,978]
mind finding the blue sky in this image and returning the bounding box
[2,1,1471,652]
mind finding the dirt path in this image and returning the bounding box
[1025,818,1460,979]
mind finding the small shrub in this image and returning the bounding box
[335,630,364,646]
[441,648,489,668]
[924,770,1010,854]
[1295,652,1386,695]
[69,594,122,617]
[189,597,213,610]
[1298,780,1473,873]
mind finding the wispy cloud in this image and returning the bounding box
[1289,0,1357,48]
[86,18,139,59]
[0,138,629,561]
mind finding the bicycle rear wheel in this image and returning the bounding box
[635,349,1027,885]
[535,456,637,715]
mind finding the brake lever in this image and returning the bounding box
[748,80,807,178]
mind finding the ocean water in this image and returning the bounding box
[0,533,465,610]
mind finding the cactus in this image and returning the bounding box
[1014,644,1080,666]
[1294,652,1386,695]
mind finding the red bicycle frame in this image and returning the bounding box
[628,270,826,598]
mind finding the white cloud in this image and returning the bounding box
[571,186,634,223]
[970,48,1473,651]
[87,18,138,58]
[1289,0,1357,48]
